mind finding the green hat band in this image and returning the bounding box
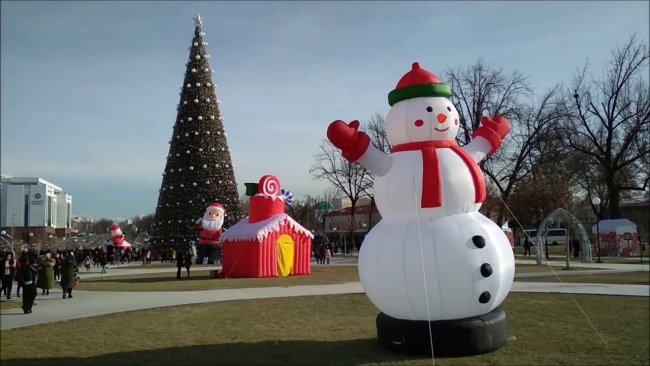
[388,82,452,106]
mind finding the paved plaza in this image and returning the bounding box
[1,258,648,331]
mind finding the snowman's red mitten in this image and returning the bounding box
[472,115,510,154]
[327,120,371,161]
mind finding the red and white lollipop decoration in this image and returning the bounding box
[258,175,281,196]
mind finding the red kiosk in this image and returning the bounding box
[220,175,312,278]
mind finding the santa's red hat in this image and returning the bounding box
[388,62,451,106]
[110,224,120,231]
[207,202,226,213]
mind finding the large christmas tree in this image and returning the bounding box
[151,15,241,250]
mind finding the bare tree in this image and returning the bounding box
[312,188,339,233]
[366,112,392,153]
[446,59,531,145]
[565,35,650,218]
[446,60,569,225]
[310,142,373,246]
[130,214,155,236]
[286,197,317,230]
[90,218,113,235]
[362,113,391,228]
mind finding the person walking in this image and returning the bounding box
[83,255,91,272]
[60,253,78,299]
[572,240,581,258]
[176,250,184,280]
[0,253,16,299]
[523,238,532,257]
[99,254,108,274]
[21,254,39,314]
[37,253,55,296]
[14,252,27,298]
[325,246,332,265]
[318,245,326,265]
[184,252,193,278]
[53,253,62,282]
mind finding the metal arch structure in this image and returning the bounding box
[534,208,592,265]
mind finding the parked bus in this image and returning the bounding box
[519,228,568,246]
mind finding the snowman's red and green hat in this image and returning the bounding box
[388,62,451,106]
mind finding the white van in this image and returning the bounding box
[520,228,568,246]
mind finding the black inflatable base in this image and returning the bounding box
[376,307,508,357]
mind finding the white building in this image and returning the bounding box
[0,176,73,241]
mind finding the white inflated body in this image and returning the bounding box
[357,96,515,321]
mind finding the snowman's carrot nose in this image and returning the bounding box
[437,113,447,123]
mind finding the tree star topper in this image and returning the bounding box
[194,14,203,28]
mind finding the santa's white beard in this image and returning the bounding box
[201,215,223,231]
[111,229,122,237]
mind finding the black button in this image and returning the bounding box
[472,235,486,248]
[481,263,493,277]
[479,291,491,303]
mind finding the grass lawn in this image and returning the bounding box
[76,265,360,292]
[586,257,649,265]
[1,292,647,365]
[73,264,641,292]
[514,264,582,273]
[0,300,21,310]
[516,271,650,285]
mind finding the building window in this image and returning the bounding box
[47,196,53,226]
[24,194,29,227]
[67,202,71,228]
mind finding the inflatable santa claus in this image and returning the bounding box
[110,224,131,250]
[195,202,226,264]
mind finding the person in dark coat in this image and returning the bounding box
[60,253,78,299]
[53,253,62,282]
[572,240,581,258]
[21,254,39,314]
[523,238,532,257]
[14,252,27,298]
[0,253,16,299]
[176,251,184,279]
[99,254,108,274]
[37,253,56,295]
[184,252,193,278]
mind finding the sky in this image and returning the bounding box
[1,1,648,220]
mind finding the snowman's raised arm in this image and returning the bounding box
[464,115,511,162]
[327,120,392,176]
[463,138,491,162]
[357,144,392,176]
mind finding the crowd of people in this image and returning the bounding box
[1,242,348,315]
[314,244,333,265]
[1,249,80,314]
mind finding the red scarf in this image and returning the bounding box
[391,140,486,208]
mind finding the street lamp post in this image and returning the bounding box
[592,197,603,263]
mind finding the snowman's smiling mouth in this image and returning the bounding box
[435,127,449,132]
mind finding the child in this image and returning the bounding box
[83,255,91,272]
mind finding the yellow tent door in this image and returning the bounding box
[276,234,295,276]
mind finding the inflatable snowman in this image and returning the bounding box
[327,62,515,356]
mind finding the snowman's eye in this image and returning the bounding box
[446,106,452,112]
[426,106,433,112]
